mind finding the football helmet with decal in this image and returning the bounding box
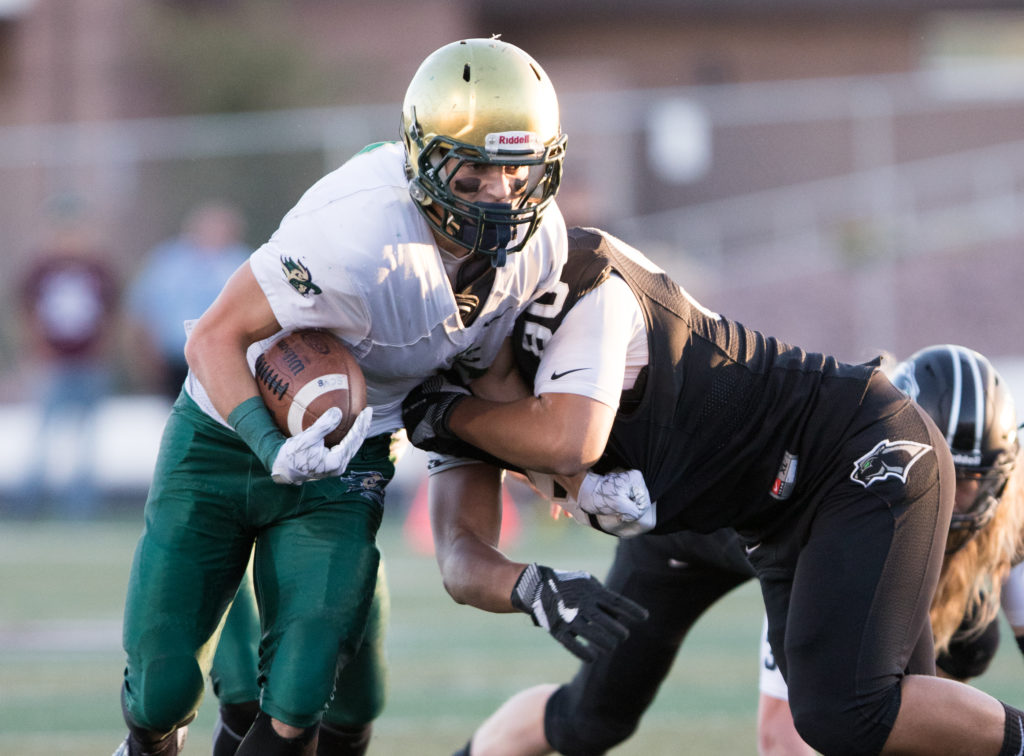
[401,38,567,266]
[890,344,1019,554]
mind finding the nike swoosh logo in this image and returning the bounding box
[551,368,587,380]
[745,543,761,555]
[667,558,690,569]
[556,598,579,624]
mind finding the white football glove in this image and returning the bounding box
[271,406,373,485]
[563,469,657,537]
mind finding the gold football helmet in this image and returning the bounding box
[401,38,567,265]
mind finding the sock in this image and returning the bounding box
[126,726,188,756]
[213,701,261,756]
[235,711,318,756]
[999,702,1024,756]
[316,720,372,756]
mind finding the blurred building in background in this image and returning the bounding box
[2,0,1024,501]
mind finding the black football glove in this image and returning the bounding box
[402,374,472,452]
[402,374,525,470]
[510,563,649,662]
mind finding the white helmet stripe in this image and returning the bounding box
[945,344,962,447]
[964,348,985,455]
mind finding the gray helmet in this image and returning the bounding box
[890,344,1019,554]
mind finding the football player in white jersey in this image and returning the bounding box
[114,37,569,756]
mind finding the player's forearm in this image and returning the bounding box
[436,536,526,613]
[430,463,528,612]
[450,393,610,476]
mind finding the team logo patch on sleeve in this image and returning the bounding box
[850,438,932,487]
[281,256,322,296]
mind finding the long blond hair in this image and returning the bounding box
[930,453,1024,654]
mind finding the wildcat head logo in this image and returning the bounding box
[344,470,387,505]
[281,256,322,297]
[851,439,932,487]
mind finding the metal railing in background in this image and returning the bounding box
[613,136,1024,284]
[2,64,1023,272]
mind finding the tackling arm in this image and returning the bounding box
[461,337,612,476]
[430,460,648,662]
[430,461,527,613]
[448,392,615,477]
[408,337,613,477]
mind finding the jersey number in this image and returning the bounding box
[520,321,552,358]
[520,282,569,358]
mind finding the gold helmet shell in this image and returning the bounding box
[401,38,567,264]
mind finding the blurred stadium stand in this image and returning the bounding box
[0,395,431,513]
[0,395,170,509]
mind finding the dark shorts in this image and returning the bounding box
[748,382,954,755]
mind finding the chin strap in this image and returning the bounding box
[488,247,508,267]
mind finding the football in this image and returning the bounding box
[255,328,367,447]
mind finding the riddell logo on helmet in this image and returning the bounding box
[486,131,541,154]
[951,451,982,466]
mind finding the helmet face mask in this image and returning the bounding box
[946,467,1009,554]
[402,38,567,265]
[890,344,1020,555]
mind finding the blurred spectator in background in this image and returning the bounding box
[12,192,121,519]
[126,200,251,399]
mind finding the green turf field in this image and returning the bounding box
[1,508,1021,755]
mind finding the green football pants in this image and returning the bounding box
[121,391,394,730]
[210,555,390,727]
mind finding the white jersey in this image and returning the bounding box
[186,141,567,436]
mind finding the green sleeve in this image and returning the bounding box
[228,396,286,472]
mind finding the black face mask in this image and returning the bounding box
[458,202,514,266]
[945,469,1007,555]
